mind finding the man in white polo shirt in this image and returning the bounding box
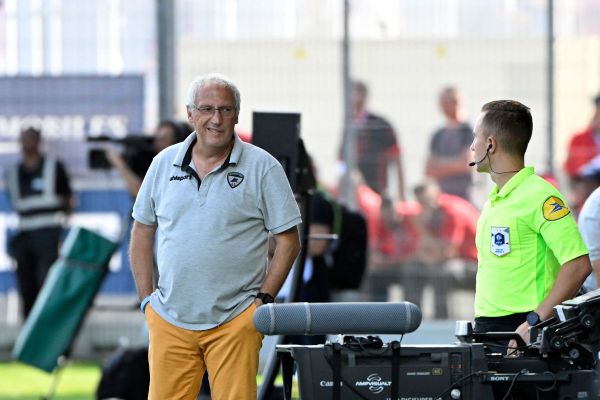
[129,73,302,400]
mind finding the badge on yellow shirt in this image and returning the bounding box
[491,226,510,256]
[542,196,570,221]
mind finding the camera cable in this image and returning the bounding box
[481,341,529,356]
[501,369,528,400]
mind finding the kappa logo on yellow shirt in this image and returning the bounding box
[542,196,570,221]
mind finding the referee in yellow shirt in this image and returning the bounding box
[470,100,591,352]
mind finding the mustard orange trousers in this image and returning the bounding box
[145,303,263,400]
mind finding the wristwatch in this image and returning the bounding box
[526,311,541,327]
[256,292,275,304]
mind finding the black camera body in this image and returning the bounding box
[87,135,155,177]
[88,148,112,170]
[279,343,598,399]
[277,289,600,399]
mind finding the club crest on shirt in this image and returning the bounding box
[227,172,244,188]
[542,196,570,221]
[490,226,510,256]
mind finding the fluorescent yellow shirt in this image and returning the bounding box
[475,167,588,317]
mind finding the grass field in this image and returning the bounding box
[0,363,297,400]
[0,362,101,400]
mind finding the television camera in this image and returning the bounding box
[257,289,600,399]
[87,134,155,177]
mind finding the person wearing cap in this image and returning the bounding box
[129,73,301,399]
[470,100,591,353]
[564,92,600,214]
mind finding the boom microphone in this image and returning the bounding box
[253,302,422,335]
[469,144,492,167]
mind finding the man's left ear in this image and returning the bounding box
[487,137,497,153]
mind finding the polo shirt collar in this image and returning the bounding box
[489,166,534,200]
[172,131,242,171]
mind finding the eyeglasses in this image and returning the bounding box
[190,104,236,118]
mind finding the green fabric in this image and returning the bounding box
[475,167,589,317]
[12,227,117,372]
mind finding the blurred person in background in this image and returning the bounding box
[405,181,478,319]
[129,73,301,399]
[106,119,191,198]
[564,92,600,215]
[578,185,600,292]
[364,195,419,302]
[340,80,406,201]
[106,120,191,292]
[235,127,252,143]
[470,100,590,352]
[425,86,474,202]
[6,127,73,319]
[296,156,333,309]
[279,154,333,345]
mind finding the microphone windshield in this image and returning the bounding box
[253,302,422,336]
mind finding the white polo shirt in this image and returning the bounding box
[132,133,302,330]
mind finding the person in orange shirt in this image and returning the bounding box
[564,92,600,214]
[407,181,478,319]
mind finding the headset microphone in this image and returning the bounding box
[469,144,492,167]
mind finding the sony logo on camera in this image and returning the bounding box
[489,376,512,382]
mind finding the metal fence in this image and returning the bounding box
[0,0,598,319]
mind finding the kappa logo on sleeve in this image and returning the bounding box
[227,172,244,188]
[542,196,570,221]
[169,175,192,182]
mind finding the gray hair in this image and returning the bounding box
[186,73,241,113]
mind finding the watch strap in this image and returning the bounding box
[256,292,275,304]
[527,311,541,326]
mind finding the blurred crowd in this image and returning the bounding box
[302,82,600,320]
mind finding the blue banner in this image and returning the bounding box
[0,75,145,294]
[0,75,145,183]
